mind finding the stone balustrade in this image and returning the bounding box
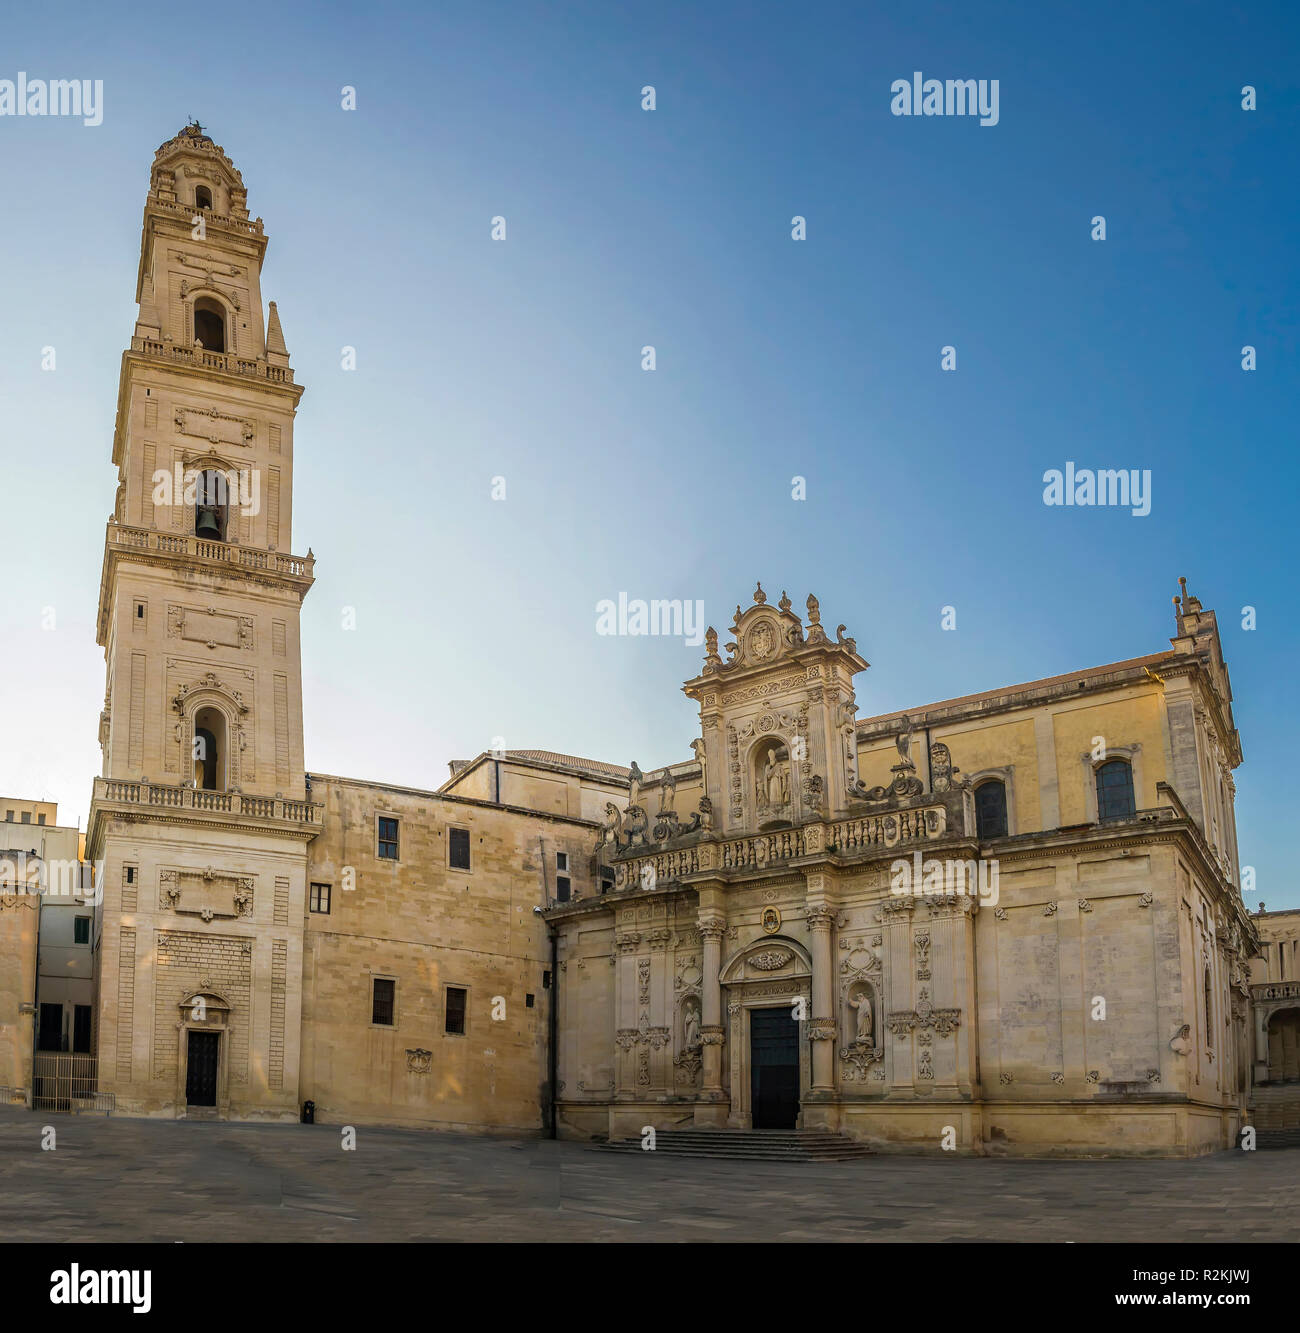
[149,196,264,237]
[93,777,321,826]
[106,524,314,580]
[130,336,293,384]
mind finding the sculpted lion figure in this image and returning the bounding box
[595,802,624,852]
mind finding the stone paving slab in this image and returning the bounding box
[2,1108,1296,1243]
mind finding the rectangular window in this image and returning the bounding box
[37,814,46,825]
[445,986,467,1035]
[371,977,396,1026]
[526,993,535,1008]
[21,812,30,824]
[377,817,399,860]
[125,865,136,884]
[556,876,571,902]
[449,827,471,871]
[73,1005,93,1054]
[599,865,615,894]
[309,882,331,914]
[556,851,568,872]
[4,811,12,822]
[73,916,91,944]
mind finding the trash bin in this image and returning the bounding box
[302,1099,315,1124]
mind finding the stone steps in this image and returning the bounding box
[597,1128,873,1161]
[1251,1128,1300,1151]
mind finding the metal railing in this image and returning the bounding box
[31,1054,114,1113]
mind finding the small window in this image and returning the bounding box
[125,865,136,885]
[310,882,331,914]
[555,876,571,902]
[378,817,399,860]
[975,780,1008,839]
[21,812,30,823]
[194,185,213,210]
[1096,760,1136,822]
[73,916,91,945]
[526,993,535,1008]
[556,851,568,872]
[542,970,552,989]
[449,827,471,871]
[4,811,12,822]
[445,986,467,1035]
[372,977,396,1026]
[37,814,46,826]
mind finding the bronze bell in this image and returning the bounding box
[195,505,222,540]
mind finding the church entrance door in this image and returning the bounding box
[750,1007,800,1128]
[185,1030,219,1107]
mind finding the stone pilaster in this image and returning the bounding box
[806,902,837,1095]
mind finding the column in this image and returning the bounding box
[695,882,728,1126]
[806,903,838,1098]
[614,930,640,1098]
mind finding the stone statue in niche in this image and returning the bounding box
[761,749,790,809]
[849,990,874,1042]
[683,1000,701,1050]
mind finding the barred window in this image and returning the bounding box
[445,986,467,1035]
[372,978,396,1026]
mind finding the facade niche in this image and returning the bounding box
[753,737,792,828]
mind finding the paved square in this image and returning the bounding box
[3,1108,1296,1243]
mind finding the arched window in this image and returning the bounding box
[193,297,226,353]
[194,469,229,542]
[192,706,226,790]
[194,185,213,210]
[1095,759,1135,821]
[974,779,1008,839]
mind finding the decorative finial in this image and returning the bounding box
[779,590,792,613]
[753,582,767,605]
[806,593,821,625]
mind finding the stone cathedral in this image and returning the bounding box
[66,126,1274,1156]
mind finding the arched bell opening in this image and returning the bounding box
[194,468,230,542]
[193,296,227,353]
[192,705,227,791]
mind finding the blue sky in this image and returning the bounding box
[0,0,1296,905]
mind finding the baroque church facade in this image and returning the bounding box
[73,127,1265,1155]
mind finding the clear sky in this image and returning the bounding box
[0,1,1296,906]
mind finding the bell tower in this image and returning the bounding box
[87,125,320,1120]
